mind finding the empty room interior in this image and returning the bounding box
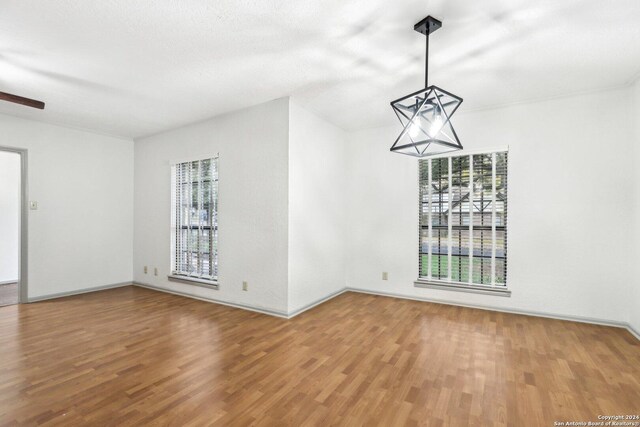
[1,1,639,425]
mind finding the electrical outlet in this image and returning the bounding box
[144,266,148,274]
[242,281,248,291]
[382,272,388,280]
[154,267,158,276]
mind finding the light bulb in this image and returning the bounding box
[409,120,420,138]
[429,114,444,138]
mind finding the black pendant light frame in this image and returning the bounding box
[390,16,463,158]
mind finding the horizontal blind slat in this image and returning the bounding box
[418,151,508,288]
[172,156,219,281]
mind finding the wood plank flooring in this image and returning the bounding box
[0,286,638,426]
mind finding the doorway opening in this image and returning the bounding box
[0,147,27,306]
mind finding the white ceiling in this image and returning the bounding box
[1,0,639,139]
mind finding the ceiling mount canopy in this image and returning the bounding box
[390,16,462,158]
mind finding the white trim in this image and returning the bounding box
[287,288,348,318]
[198,160,204,275]
[167,274,219,289]
[28,282,132,302]
[0,280,18,286]
[447,156,452,280]
[135,282,347,319]
[421,146,509,160]
[134,282,289,318]
[22,280,639,342]
[168,152,220,166]
[0,145,28,303]
[419,149,509,287]
[170,163,176,275]
[426,158,432,280]
[415,279,511,296]
[171,156,220,282]
[345,287,638,340]
[491,152,497,286]
[468,154,474,283]
[627,324,640,341]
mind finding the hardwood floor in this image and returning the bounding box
[0,286,638,426]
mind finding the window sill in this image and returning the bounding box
[414,279,511,297]
[168,274,219,290]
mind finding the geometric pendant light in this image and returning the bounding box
[390,16,463,157]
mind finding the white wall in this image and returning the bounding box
[0,113,134,298]
[134,98,290,314]
[632,79,640,333]
[0,151,20,283]
[0,86,632,327]
[288,101,347,313]
[346,88,634,324]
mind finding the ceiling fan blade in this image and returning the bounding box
[0,91,45,109]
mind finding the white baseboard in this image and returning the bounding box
[345,287,640,341]
[134,282,347,319]
[287,288,348,318]
[628,324,640,341]
[27,281,132,302]
[0,280,18,286]
[24,280,638,342]
[133,282,290,318]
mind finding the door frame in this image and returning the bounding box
[0,145,28,303]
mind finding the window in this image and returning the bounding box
[416,150,508,294]
[170,156,219,286]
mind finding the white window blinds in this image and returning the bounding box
[172,156,219,281]
[419,151,508,288]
